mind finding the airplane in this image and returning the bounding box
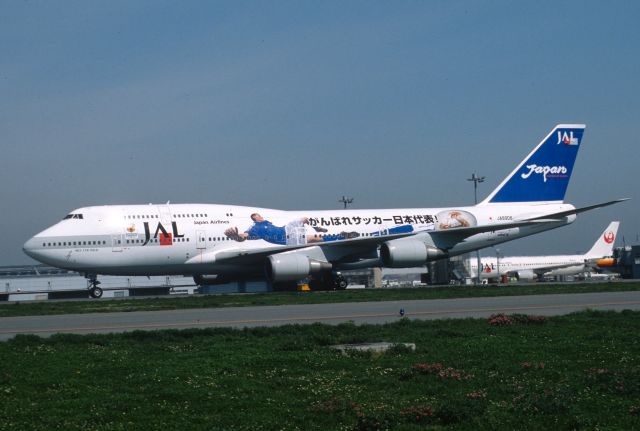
[467,221,620,281]
[23,124,627,298]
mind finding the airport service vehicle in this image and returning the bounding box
[23,124,626,297]
[468,221,620,281]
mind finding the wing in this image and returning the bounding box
[532,262,585,276]
[187,199,628,266]
[186,230,419,266]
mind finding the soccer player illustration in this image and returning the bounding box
[224,213,419,246]
[224,213,352,245]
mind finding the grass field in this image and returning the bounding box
[1,310,639,430]
[1,281,639,318]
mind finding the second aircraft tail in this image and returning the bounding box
[586,221,620,258]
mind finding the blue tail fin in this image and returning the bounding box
[480,124,585,204]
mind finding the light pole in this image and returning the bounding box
[495,248,502,284]
[467,173,485,285]
[339,196,354,209]
[467,173,485,205]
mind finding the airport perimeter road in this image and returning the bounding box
[2,290,640,341]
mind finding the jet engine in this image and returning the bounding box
[380,239,446,268]
[515,270,536,281]
[266,254,332,282]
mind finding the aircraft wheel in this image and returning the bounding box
[333,274,348,290]
[89,286,103,299]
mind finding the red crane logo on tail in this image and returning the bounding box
[604,231,615,244]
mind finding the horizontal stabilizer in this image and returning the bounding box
[427,199,628,250]
[526,199,629,221]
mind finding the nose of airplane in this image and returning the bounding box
[23,237,41,260]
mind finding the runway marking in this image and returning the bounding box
[2,299,640,337]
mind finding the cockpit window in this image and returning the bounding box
[63,214,84,220]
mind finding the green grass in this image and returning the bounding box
[1,281,639,318]
[1,310,640,430]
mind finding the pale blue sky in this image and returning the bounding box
[2,0,639,264]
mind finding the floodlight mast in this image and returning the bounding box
[339,196,354,209]
[467,173,485,285]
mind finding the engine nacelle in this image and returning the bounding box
[380,239,446,268]
[266,254,332,282]
[515,269,536,281]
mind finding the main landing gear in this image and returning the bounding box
[85,273,103,299]
[333,273,348,290]
[302,272,348,291]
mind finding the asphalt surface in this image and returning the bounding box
[1,290,640,341]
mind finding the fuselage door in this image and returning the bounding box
[196,230,206,250]
[112,234,123,252]
[158,205,172,225]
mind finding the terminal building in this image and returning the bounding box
[612,246,640,279]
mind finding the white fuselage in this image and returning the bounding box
[23,202,575,278]
[470,255,590,279]
[468,220,619,280]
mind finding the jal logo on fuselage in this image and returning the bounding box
[557,130,579,146]
[142,221,184,246]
